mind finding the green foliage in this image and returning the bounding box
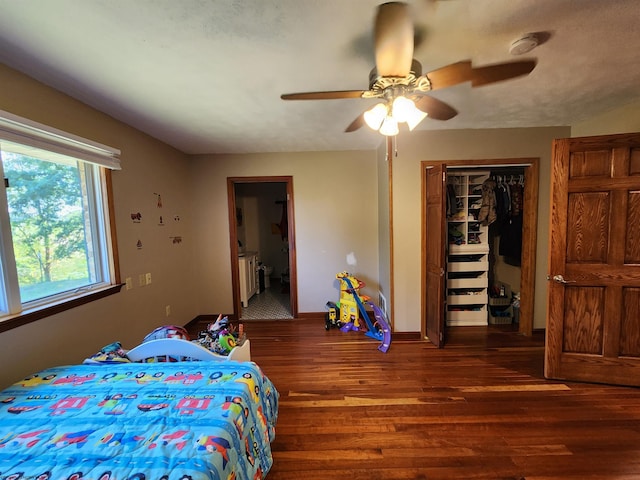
[3,153,89,288]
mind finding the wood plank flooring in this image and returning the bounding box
[188,318,640,480]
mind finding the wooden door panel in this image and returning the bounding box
[569,150,611,177]
[566,192,609,263]
[424,164,446,347]
[626,191,640,262]
[621,288,640,357]
[546,132,640,386]
[562,286,604,354]
[630,147,640,174]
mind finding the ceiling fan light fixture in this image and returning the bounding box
[379,115,399,136]
[391,95,416,123]
[405,108,428,131]
[364,103,388,130]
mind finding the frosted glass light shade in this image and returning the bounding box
[364,103,387,130]
[405,108,428,131]
[379,116,399,136]
[393,95,428,130]
[391,96,416,123]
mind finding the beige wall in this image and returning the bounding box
[0,64,198,388]
[189,151,379,315]
[390,127,570,332]
[376,141,392,322]
[572,99,640,137]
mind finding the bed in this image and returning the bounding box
[0,338,278,480]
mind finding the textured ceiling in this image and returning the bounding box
[1,0,639,154]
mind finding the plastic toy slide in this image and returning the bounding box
[341,276,392,353]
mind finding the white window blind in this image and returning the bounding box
[0,110,121,170]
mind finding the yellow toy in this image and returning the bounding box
[335,271,370,329]
[332,271,391,353]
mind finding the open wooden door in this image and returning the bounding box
[545,132,640,386]
[424,164,447,347]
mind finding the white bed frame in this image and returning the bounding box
[126,338,251,362]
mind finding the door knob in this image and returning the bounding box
[550,274,575,284]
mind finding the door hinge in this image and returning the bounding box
[3,178,8,188]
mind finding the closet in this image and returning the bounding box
[445,168,525,326]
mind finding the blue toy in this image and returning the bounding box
[333,272,392,353]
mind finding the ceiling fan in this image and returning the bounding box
[280,2,537,136]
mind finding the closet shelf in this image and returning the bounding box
[446,170,490,326]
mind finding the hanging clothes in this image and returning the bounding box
[495,180,511,228]
[499,214,523,265]
[510,182,523,216]
[498,178,524,266]
[446,183,457,217]
[478,178,497,226]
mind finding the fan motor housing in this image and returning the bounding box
[365,59,430,98]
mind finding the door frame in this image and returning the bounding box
[421,158,540,341]
[227,176,298,320]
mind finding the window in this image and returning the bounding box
[0,110,121,326]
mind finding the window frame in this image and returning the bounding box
[0,112,123,333]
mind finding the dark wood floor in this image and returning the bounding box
[188,318,640,480]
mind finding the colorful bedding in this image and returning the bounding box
[0,360,278,480]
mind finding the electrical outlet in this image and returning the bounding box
[165,305,171,316]
[145,272,152,285]
[125,277,133,290]
[138,274,146,286]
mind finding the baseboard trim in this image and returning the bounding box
[392,331,422,340]
[296,312,324,319]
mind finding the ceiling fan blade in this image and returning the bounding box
[413,95,458,121]
[374,2,414,77]
[423,60,473,91]
[471,59,537,87]
[345,113,366,133]
[281,90,367,100]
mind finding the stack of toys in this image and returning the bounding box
[194,314,246,356]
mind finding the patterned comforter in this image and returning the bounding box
[0,360,278,480]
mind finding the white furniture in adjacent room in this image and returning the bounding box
[239,251,258,307]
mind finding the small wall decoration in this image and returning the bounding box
[131,212,142,223]
[154,193,163,208]
[136,239,143,249]
[170,236,183,244]
[158,215,165,226]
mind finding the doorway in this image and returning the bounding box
[422,158,540,347]
[227,176,298,320]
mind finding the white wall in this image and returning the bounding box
[190,151,379,315]
[390,127,570,332]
